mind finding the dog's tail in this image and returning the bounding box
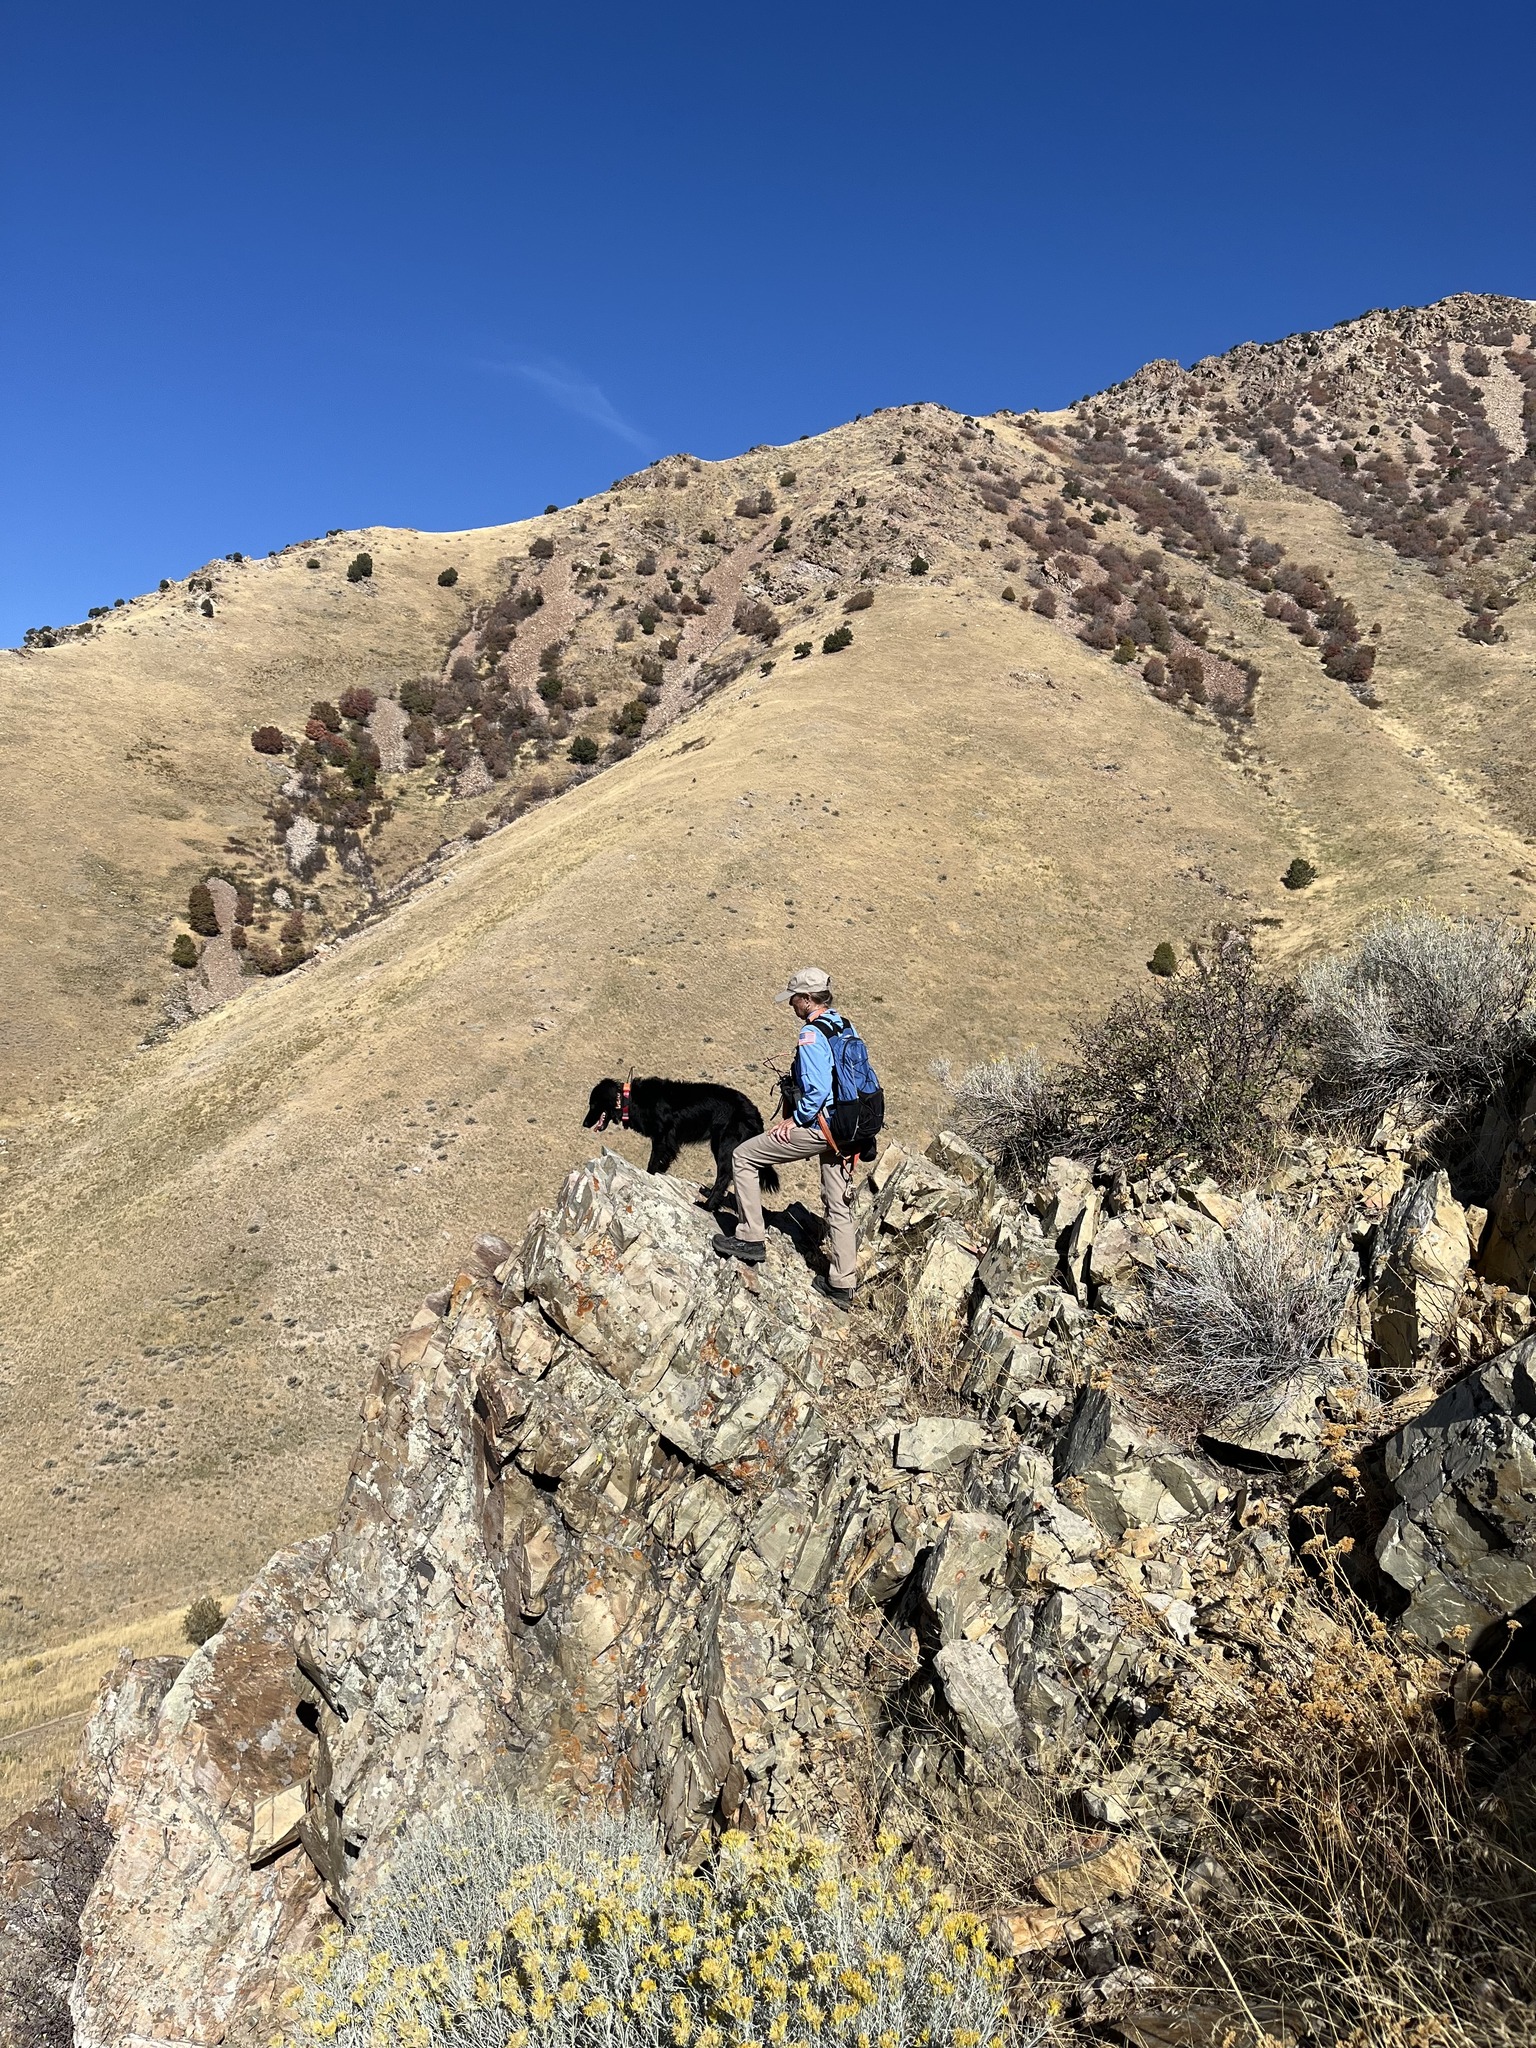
[760,1164,781,1194]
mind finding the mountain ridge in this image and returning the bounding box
[1,286,1533,1709]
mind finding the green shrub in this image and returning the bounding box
[437,566,459,587]
[464,819,489,841]
[158,578,170,592]
[187,884,220,937]
[171,934,198,970]
[822,624,853,653]
[1283,857,1317,891]
[794,640,812,659]
[306,558,320,570]
[1000,586,1017,602]
[909,554,929,575]
[310,699,342,732]
[698,528,717,545]
[1149,940,1178,976]
[530,537,555,561]
[537,674,564,703]
[568,734,600,765]
[181,1595,224,1647]
[346,552,373,583]
[610,697,649,738]
[778,469,797,486]
[284,1810,1010,2048]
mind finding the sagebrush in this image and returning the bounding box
[283,1810,1016,2048]
[1302,909,1536,1127]
[1153,1200,1354,1412]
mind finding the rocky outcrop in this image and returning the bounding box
[0,1652,181,2048]
[72,1545,329,2048]
[18,1112,1536,2039]
[1375,1335,1536,1649]
[1484,1073,1536,1294]
[1364,1168,1472,1383]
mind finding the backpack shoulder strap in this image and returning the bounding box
[808,1016,843,1042]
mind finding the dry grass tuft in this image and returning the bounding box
[1155,1602,1536,2047]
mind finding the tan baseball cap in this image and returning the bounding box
[775,966,833,1003]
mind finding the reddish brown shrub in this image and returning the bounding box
[339,686,376,721]
[733,599,780,641]
[309,700,342,732]
[251,725,287,755]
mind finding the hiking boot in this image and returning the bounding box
[813,1275,855,1313]
[712,1232,766,1265]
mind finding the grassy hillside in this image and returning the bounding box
[1,293,1533,1763]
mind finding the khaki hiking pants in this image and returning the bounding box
[731,1125,857,1291]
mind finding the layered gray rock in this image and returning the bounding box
[0,1652,182,2048]
[1484,1074,1536,1295]
[1375,1334,1536,1648]
[35,1110,1536,2040]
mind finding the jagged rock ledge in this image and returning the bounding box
[2,1113,1533,2045]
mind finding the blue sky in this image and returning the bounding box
[3,0,1532,646]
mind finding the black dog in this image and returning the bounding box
[583,1076,779,1211]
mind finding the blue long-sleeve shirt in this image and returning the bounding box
[791,1008,845,1125]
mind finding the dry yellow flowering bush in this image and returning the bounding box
[280,1808,1019,2048]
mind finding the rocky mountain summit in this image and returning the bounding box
[7,1061,1535,2044]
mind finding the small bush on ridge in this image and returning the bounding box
[938,1052,1073,1188]
[182,1594,224,1646]
[437,565,459,587]
[345,552,373,583]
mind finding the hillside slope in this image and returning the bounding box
[0,523,520,1112]
[1,292,1534,1682]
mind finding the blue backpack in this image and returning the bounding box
[810,1015,886,1160]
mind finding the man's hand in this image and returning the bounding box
[771,1118,796,1141]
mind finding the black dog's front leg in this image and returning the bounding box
[646,1139,680,1175]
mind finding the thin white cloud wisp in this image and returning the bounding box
[484,357,651,451]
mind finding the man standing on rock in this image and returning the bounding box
[713,967,859,1312]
